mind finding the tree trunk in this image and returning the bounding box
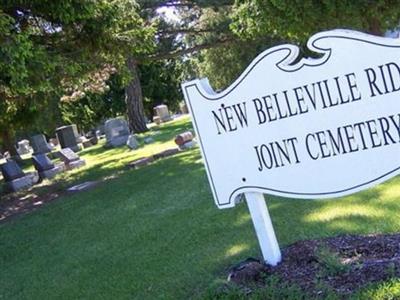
[125,57,148,133]
[368,18,382,36]
[0,128,18,158]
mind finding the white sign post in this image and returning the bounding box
[182,30,400,265]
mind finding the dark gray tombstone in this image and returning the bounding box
[30,134,52,154]
[104,118,130,147]
[32,154,64,179]
[0,160,39,192]
[56,125,81,152]
[58,148,86,170]
[0,160,25,182]
[32,154,54,172]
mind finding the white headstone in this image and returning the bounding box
[104,118,130,147]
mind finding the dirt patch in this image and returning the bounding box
[0,188,65,223]
[228,233,400,296]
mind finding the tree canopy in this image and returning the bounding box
[2,0,400,154]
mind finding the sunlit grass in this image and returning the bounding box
[1,116,400,299]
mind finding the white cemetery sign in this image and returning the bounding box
[182,30,400,266]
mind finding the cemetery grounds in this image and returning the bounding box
[1,116,400,299]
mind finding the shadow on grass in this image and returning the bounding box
[1,116,400,299]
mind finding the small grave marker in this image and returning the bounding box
[58,148,86,170]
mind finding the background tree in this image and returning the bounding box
[60,74,127,132]
[231,0,400,42]
[0,0,154,154]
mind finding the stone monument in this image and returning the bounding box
[153,105,172,122]
[30,134,52,154]
[126,134,139,150]
[104,118,130,147]
[58,148,86,170]
[0,160,39,192]
[17,139,31,155]
[56,124,81,152]
[32,153,65,180]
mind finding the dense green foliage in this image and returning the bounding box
[140,60,183,115]
[232,0,400,41]
[60,74,127,132]
[0,0,154,151]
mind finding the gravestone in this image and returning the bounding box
[58,147,86,170]
[67,181,99,193]
[104,118,130,147]
[153,105,172,122]
[153,116,162,125]
[1,160,25,181]
[56,125,81,152]
[49,138,59,146]
[180,102,189,114]
[30,134,52,154]
[32,153,65,179]
[175,131,197,150]
[127,156,154,169]
[17,139,31,155]
[0,160,39,192]
[153,148,180,160]
[126,134,139,150]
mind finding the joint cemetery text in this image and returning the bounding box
[211,63,400,172]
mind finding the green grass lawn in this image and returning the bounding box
[1,116,400,299]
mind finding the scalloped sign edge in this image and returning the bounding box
[182,29,400,209]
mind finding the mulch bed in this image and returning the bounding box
[228,233,400,297]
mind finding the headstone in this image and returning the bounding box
[153,105,172,122]
[144,137,154,144]
[32,154,54,172]
[58,148,86,170]
[17,140,31,155]
[179,140,197,150]
[97,124,105,136]
[153,148,180,160]
[49,138,59,146]
[32,153,65,179]
[56,125,81,152]
[0,160,39,192]
[104,118,130,147]
[180,102,189,114]
[30,134,52,154]
[126,135,139,150]
[174,131,194,146]
[67,181,98,192]
[0,160,25,181]
[153,116,162,125]
[89,136,98,145]
[127,156,154,169]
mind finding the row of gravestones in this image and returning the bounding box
[26,124,101,157]
[30,125,83,155]
[12,103,184,157]
[1,148,86,192]
[104,103,193,149]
